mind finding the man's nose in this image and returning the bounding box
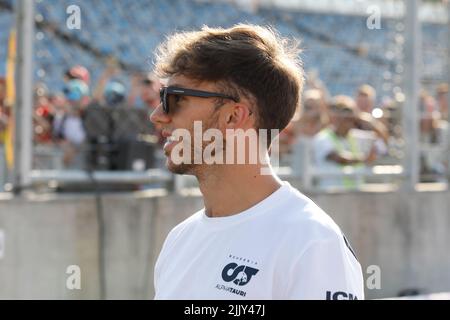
[150,104,170,126]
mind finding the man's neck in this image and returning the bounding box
[196,164,282,218]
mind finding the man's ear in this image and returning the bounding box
[223,104,253,129]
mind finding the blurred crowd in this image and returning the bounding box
[278,74,449,188]
[0,62,163,170]
[0,64,449,188]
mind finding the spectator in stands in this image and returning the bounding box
[64,65,91,86]
[353,84,389,157]
[128,72,162,109]
[436,83,448,121]
[419,90,439,144]
[0,78,7,145]
[93,77,127,107]
[50,93,69,144]
[304,70,330,102]
[313,95,378,190]
[0,78,5,108]
[419,90,448,181]
[0,78,7,187]
[279,89,329,156]
[128,72,165,146]
[92,62,126,107]
[435,83,449,177]
[33,87,54,144]
[63,78,91,111]
[56,80,89,168]
[0,112,6,144]
[295,89,329,137]
[103,81,126,107]
[379,97,401,138]
[355,84,376,113]
[278,114,299,156]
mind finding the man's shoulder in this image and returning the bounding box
[165,209,203,242]
[274,186,343,241]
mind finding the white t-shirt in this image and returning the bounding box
[53,113,86,145]
[154,181,364,300]
[313,128,380,189]
[63,116,86,145]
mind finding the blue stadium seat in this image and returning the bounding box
[0,0,447,100]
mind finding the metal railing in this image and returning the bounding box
[287,136,448,192]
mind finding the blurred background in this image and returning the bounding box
[0,0,449,299]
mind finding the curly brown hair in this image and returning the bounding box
[154,24,304,141]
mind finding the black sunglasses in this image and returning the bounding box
[159,86,239,114]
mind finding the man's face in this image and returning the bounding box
[356,94,373,113]
[141,80,161,107]
[330,110,356,136]
[150,75,223,175]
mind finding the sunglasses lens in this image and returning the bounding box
[160,89,169,113]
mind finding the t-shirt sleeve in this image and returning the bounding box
[285,235,365,300]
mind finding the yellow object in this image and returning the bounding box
[323,128,363,189]
[5,29,16,169]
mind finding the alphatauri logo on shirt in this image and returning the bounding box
[221,262,259,286]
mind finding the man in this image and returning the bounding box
[355,84,376,114]
[353,85,389,168]
[64,65,90,85]
[55,80,88,168]
[129,72,162,109]
[294,89,329,138]
[436,83,448,121]
[313,95,379,190]
[150,24,364,300]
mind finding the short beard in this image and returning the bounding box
[166,158,195,175]
[166,110,221,176]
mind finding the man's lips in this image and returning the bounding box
[161,130,173,139]
[162,130,180,154]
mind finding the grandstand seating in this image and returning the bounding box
[0,0,448,100]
